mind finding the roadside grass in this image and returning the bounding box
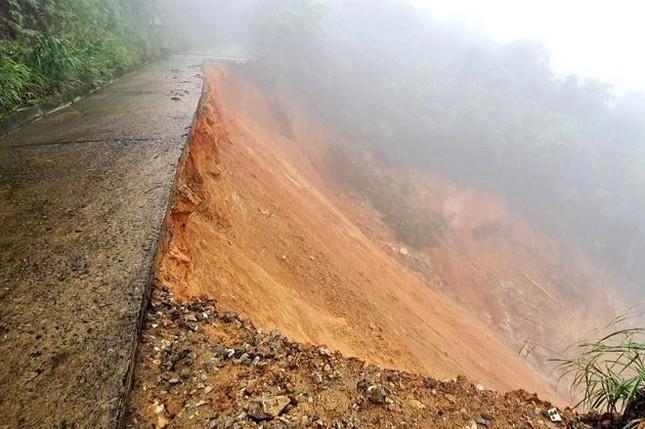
[554,314,645,428]
[0,1,177,113]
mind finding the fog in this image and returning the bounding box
[409,0,645,93]
[163,0,645,300]
[6,0,645,419]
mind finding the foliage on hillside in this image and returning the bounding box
[0,0,175,112]
[247,0,645,290]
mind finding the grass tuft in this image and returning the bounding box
[554,314,645,427]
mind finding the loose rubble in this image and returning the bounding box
[127,286,587,428]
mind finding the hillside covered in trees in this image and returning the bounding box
[245,0,645,293]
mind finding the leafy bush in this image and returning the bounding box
[0,57,33,110]
[0,0,172,113]
[75,35,138,85]
[30,34,80,85]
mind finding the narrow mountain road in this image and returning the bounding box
[0,55,205,428]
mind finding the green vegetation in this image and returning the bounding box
[555,323,645,427]
[0,0,175,112]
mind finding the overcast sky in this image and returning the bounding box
[408,0,645,92]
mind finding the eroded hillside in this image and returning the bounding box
[152,65,560,398]
[328,150,624,383]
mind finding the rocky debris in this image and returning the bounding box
[476,416,492,428]
[247,396,291,421]
[319,347,332,357]
[365,385,388,405]
[407,399,426,410]
[127,286,585,428]
[572,411,638,429]
[425,377,439,389]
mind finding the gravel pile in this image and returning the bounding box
[127,286,576,429]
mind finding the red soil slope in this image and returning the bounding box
[415,174,622,378]
[335,166,624,388]
[157,66,559,400]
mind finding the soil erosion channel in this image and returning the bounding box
[156,65,556,399]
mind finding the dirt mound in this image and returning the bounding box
[153,65,558,400]
[127,286,569,428]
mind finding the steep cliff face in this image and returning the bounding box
[154,65,560,400]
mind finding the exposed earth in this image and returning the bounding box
[121,61,633,429]
[151,65,563,400]
[122,62,634,427]
[0,56,628,428]
[127,287,571,429]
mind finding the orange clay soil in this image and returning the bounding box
[335,165,624,391]
[413,174,622,381]
[156,65,561,401]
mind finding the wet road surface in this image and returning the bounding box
[0,55,204,428]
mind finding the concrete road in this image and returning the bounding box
[0,55,204,428]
